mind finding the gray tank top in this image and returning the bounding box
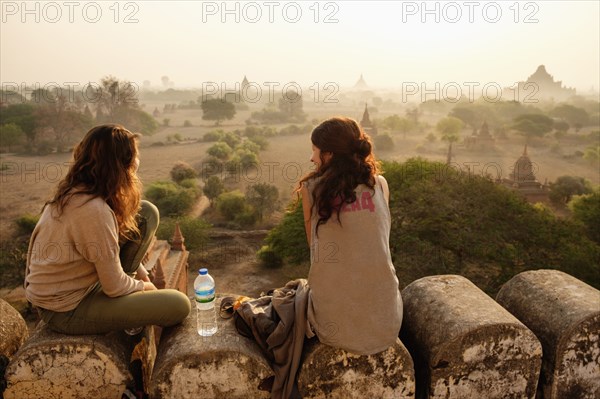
[305,175,403,355]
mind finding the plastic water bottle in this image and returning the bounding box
[194,268,217,336]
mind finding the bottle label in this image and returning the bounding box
[195,287,215,303]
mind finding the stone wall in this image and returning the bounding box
[2,269,598,398]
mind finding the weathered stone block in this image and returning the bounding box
[401,274,542,399]
[4,322,132,399]
[0,299,29,359]
[298,337,416,398]
[496,269,600,399]
[149,296,272,399]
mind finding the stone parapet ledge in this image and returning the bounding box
[297,337,415,398]
[3,322,133,399]
[149,295,272,399]
[0,299,28,360]
[400,274,542,399]
[496,269,600,399]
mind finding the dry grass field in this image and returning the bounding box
[1,104,597,237]
[1,102,598,300]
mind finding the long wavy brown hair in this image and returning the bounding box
[296,117,380,235]
[46,124,142,240]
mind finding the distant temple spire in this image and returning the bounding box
[171,222,185,251]
[359,103,377,136]
[354,74,368,90]
[361,103,372,127]
[504,65,576,101]
[499,145,549,204]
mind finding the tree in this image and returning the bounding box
[550,104,589,128]
[278,90,306,123]
[248,135,269,150]
[170,161,197,183]
[34,93,93,151]
[511,114,554,143]
[207,142,233,160]
[216,191,246,220]
[203,176,225,206]
[549,176,593,206]
[0,123,24,151]
[201,99,236,126]
[406,108,421,124]
[569,190,600,243]
[91,76,157,135]
[220,131,241,149]
[553,120,570,134]
[0,104,37,144]
[94,76,139,122]
[449,106,479,129]
[382,115,414,139]
[246,183,279,221]
[583,145,599,166]
[145,181,199,216]
[373,134,394,151]
[436,116,464,164]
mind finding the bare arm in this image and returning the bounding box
[300,184,312,246]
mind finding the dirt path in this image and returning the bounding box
[186,229,305,298]
[190,195,210,219]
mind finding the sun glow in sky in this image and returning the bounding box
[1,0,599,92]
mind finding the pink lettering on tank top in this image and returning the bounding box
[341,191,375,213]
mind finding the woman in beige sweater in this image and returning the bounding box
[25,124,190,335]
[299,117,403,355]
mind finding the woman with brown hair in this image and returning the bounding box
[25,124,190,335]
[298,116,403,355]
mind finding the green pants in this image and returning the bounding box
[41,200,191,335]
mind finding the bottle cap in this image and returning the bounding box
[199,268,208,275]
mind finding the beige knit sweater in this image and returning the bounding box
[25,193,144,312]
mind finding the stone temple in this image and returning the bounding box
[465,121,495,151]
[503,65,576,102]
[500,145,549,204]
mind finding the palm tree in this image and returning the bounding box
[436,116,464,164]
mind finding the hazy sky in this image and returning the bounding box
[1,0,599,92]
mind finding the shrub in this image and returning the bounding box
[246,183,279,221]
[145,181,200,217]
[170,161,197,183]
[238,140,261,155]
[260,201,309,267]
[234,208,258,227]
[244,125,277,138]
[203,176,225,205]
[373,134,394,151]
[183,120,193,127]
[237,149,259,169]
[216,191,246,220]
[203,130,225,142]
[156,216,211,251]
[549,176,592,205]
[569,190,600,244]
[15,213,40,235]
[248,135,269,150]
[262,158,600,292]
[207,142,233,160]
[36,140,54,155]
[257,245,282,268]
[221,131,241,149]
[278,125,301,135]
[199,156,223,179]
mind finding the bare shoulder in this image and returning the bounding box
[376,175,390,203]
